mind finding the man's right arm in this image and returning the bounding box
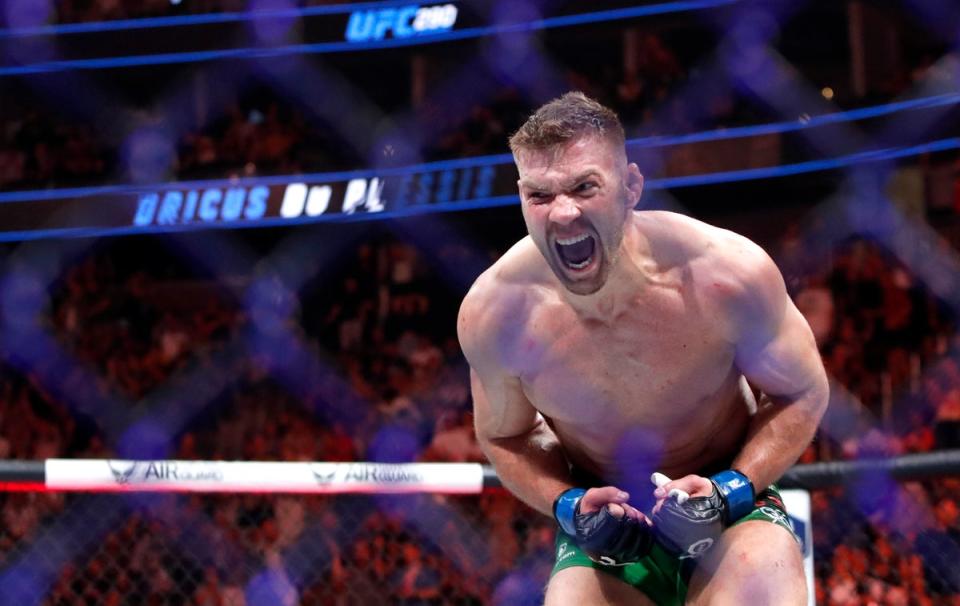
[458,276,653,563]
[457,280,572,517]
[468,368,574,517]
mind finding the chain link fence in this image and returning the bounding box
[3,492,549,606]
[0,478,954,605]
[0,1,959,605]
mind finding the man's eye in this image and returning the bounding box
[528,192,550,203]
[575,182,598,193]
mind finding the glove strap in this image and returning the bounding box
[710,470,754,523]
[553,488,586,536]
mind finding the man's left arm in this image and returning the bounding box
[650,241,829,558]
[727,245,830,493]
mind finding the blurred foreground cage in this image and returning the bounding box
[0,455,956,605]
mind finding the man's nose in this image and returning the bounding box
[549,195,581,225]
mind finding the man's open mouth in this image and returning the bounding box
[555,233,597,270]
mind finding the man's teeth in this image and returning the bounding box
[567,258,591,269]
[556,234,591,246]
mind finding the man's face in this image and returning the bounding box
[516,135,642,296]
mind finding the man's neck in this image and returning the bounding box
[559,223,653,322]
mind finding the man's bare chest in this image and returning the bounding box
[513,297,737,429]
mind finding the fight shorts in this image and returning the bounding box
[550,485,799,606]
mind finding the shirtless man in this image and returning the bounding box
[457,92,829,605]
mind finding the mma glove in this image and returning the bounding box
[553,488,654,566]
[651,470,755,560]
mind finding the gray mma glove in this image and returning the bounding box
[650,470,755,560]
[553,488,654,566]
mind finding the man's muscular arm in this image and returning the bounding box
[457,275,571,516]
[727,239,829,492]
[459,278,652,563]
[469,370,573,516]
[457,280,573,517]
[652,236,828,556]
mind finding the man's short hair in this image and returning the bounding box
[509,92,625,155]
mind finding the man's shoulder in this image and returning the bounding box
[640,210,741,251]
[458,237,545,359]
[664,214,788,335]
[471,235,551,293]
[639,211,783,324]
[640,211,774,284]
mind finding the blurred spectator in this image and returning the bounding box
[914,496,960,598]
[421,410,484,463]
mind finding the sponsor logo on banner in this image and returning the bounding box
[344,464,424,484]
[311,466,337,484]
[107,460,138,484]
[310,463,424,486]
[106,461,224,484]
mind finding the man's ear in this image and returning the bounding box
[625,163,644,208]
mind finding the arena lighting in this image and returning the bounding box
[0,0,739,76]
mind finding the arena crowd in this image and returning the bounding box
[0,2,958,604]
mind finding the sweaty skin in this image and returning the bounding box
[457,135,829,522]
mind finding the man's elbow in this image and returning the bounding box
[477,417,551,456]
[777,369,829,424]
[474,422,515,460]
[805,370,830,422]
[476,434,497,464]
[476,431,523,467]
[473,423,495,449]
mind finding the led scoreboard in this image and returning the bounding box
[0,158,515,241]
[131,164,500,227]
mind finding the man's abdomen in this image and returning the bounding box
[545,372,752,495]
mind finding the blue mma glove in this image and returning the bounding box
[651,470,755,560]
[553,488,654,566]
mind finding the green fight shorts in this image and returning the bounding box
[550,485,798,606]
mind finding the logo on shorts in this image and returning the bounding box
[679,538,715,560]
[587,554,631,567]
[761,506,804,551]
[557,543,575,562]
[760,506,790,528]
